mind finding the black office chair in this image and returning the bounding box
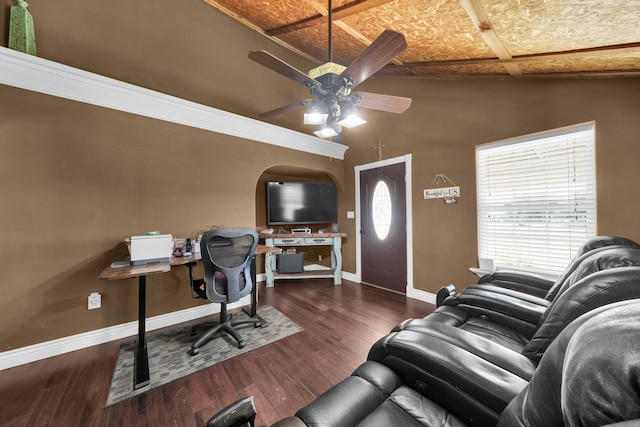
[190,227,261,355]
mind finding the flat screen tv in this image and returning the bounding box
[267,181,338,225]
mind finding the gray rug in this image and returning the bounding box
[106,305,302,406]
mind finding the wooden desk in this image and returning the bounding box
[98,244,279,390]
[98,262,169,389]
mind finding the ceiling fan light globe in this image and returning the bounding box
[304,111,329,125]
[313,123,340,138]
[304,103,329,125]
[337,106,367,129]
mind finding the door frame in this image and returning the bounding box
[354,154,414,296]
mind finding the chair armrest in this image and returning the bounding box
[478,271,555,298]
[443,285,549,337]
[368,327,535,426]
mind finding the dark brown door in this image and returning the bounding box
[360,163,407,293]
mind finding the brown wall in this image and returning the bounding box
[2,0,640,351]
[339,77,640,292]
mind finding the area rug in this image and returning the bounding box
[106,305,302,406]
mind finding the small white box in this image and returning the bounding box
[479,258,495,273]
[129,234,173,265]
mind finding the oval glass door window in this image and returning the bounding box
[372,180,392,240]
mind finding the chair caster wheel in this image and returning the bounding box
[190,347,200,356]
[254,322,261,328]
[237,341,246,349]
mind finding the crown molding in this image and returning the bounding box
[0,47,348,160]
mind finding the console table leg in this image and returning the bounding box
[265,252,275,287]
[333,238,342,285]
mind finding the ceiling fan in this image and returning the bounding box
[248,0,412,139]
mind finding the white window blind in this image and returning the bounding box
[476,123,596,275]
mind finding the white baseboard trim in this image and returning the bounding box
[342,271,358,283]
[407,287,437,306]
[0,275,437,371]
[342,270,437,305]
[0,295,250,371]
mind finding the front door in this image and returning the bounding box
[360,163,407,293]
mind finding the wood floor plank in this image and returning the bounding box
[0,279,434,426]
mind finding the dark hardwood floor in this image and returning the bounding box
[0,279,434,427]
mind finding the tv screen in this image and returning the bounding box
[267,181,338,225]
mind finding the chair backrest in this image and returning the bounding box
[200,227,258,304]
[546,246,640,308]
[544,236,640,301]
[522,264,640,360]
[499,299,640,427]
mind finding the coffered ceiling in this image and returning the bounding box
[203,0,640,79]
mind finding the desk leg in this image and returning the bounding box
[133,275,150,390]
[242,255,268,327]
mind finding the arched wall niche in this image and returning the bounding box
[254,165,343,273]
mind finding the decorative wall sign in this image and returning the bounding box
[424,174,460,204]
[423,186,460,200]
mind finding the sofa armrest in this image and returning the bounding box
[442,285,549,337]
[291,361,402,426]
[368,327,535,426]
[478,271,555,298]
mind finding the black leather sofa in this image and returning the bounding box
[472,235,640,298]
[206,300,640,427]
[206,243,640,427]
[398,247,640,359]
[210,300,640,427]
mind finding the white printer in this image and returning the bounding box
[127,234,173,265]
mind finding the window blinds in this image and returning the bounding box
[476,123,596,275]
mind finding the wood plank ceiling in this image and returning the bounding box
[203,0,640,79]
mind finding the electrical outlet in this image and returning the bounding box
[88,292,101,310]
[318,254,322,262]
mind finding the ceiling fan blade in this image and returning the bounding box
[249,50,320,87]
[258,100,310,118]
[356,92,412,113]
[340,30,408,87]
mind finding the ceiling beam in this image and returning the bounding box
[378,67,640,79]
[460,0,522,76]
[402,42,640,68]
[201,0,322,64]
[266,0,393,36]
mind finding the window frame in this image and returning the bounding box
[476,122,596,276]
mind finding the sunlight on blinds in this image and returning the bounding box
[476,123,596,275]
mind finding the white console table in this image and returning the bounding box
[260,233,346,287]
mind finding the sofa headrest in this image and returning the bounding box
[546,245,640,301]
[576,235,640,257]
[551,246,640,301]
[500,299,640,427]
[545,238,640,301]
[523,266,640,360]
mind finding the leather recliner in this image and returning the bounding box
[398,247,640,358]
[264,299,640,427]
[472,235,640,298]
